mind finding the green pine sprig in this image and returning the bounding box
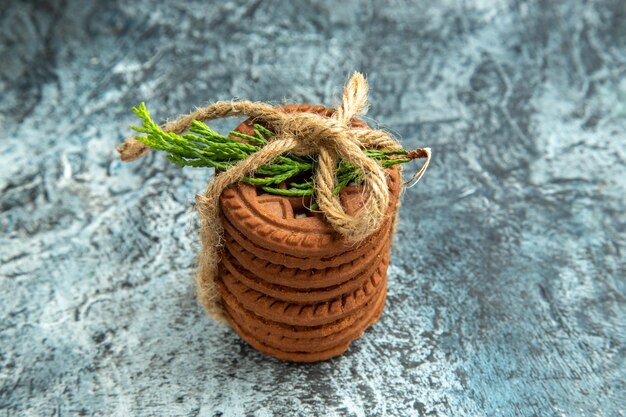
[130,102,416,198]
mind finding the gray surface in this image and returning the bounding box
[1,1,625,416]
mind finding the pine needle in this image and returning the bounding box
[131,102,420,198]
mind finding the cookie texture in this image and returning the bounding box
[221,212,392,269]
[219,279,387,340]
[225,287,387,362]
[217,257,387,326]
[222,220,391,290]
[220,243,389,303]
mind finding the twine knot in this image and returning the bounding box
[277,113,346,155]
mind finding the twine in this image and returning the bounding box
[119,73,425,321]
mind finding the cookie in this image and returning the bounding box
[224,283,386,353]
[219,168,400,259]
[225,287,387,362]
[218,276,385,339]
[219,104,402,259]
[216,254,388,327]
[221,212,391,270]
[222,217,391,289]
[221,239,390,303]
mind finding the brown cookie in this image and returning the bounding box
[219,169,400,259]
[222,219,391,290]
[221,239,390,303]
[219,104,402,259]
[221,212,391,270]
[225,287,387,362]
[218,275,385,339]
[216,254,388,327]
[224,283,386,353]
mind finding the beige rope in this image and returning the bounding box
[118,73,418,321]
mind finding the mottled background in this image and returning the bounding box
[1,1,625,416]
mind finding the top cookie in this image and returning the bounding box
[219,104,402,258]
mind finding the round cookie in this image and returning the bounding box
[219,104,402,259]
[221,239,390,303]
[225,284,387,353]
[221,212,391,269]
[219,216,391,290]
[225,287,387,362]
[216,255,388,327]
[218,277,386,339]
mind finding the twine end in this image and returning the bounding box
[404,147,431,188]
[117,137,151,162]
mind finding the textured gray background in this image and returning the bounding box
[1,1,625,416]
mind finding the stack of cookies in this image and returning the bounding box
[215,105,401,362]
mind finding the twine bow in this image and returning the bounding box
[118,72,431,321]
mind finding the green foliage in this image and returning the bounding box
[131,102,413,198]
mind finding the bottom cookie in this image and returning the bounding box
[225,286,387,362]
[225,277,387,353]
